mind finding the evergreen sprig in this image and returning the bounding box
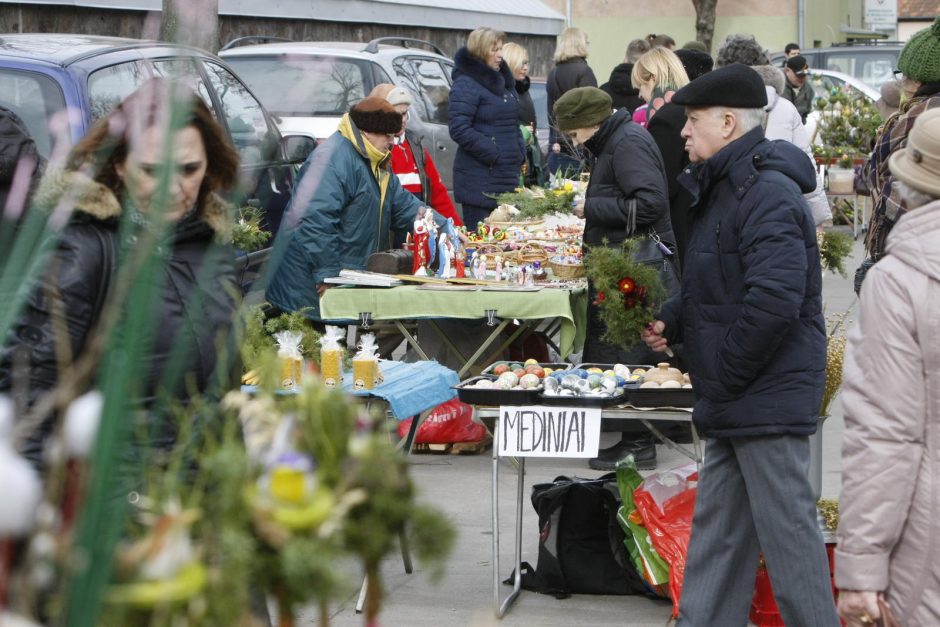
[232,204,271,252]
[239,304,322,372]
[583,239,667,347]
[820,230,853,277]
[492,186,575,219]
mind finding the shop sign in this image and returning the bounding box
[497,405,601,457]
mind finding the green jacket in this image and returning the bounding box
[267,114,436,319]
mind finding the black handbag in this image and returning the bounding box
[624,199,681,298]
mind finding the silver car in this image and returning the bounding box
[220,37,458,190]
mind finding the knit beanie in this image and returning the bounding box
[553,87,613,130]
[676,48,714,81]
[349,97,403,134]
[898,17,940,83]
[368,83,413,107]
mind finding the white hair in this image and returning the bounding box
[708,107,767,133]
[897,180,939,208]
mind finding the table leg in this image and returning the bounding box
[394,320,431,361]
[474,321,536,376]
[456,319,511,378]
[493,427,525,618]
[639,418,703,464]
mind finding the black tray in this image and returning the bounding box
[481,361,571,376]
[574,363,654,374]
[538,390,628,407]
[454,376,543,406]
[625,387,695,408]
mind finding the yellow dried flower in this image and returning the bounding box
[820,311,850,416]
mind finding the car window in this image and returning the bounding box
[823,51,897,90]
[226,56,368,117]
[392,57,452,125]
[202,61,280,166]
[529,81,549,132]
[151,57,216,111]
[0,69,68,158]
[87,60,149,121]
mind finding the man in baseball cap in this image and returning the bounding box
[782,54,815,123]
[642,63,839,626]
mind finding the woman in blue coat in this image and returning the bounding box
[448,27,525,228]
[267,97,442,320]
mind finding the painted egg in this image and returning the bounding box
[519,374,540,389]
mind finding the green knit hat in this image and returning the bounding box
[553,87,613,131]
[898,17,940,83]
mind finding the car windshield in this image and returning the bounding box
[0,69,69,158]
[227,56,368,116]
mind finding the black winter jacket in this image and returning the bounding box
[515,76,537,130]
[547,57,597,155]
[660,128,825,438]
[646,102,692,263]
[0,171,238,465]
[448,47,525,209]
[581,108,674,249]
[600,63,644,113]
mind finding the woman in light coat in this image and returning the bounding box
[836,108,940,627]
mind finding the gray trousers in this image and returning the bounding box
[677,435,840,627]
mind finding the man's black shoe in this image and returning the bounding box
[589,438,657,471]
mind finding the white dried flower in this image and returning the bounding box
[63,390,103,459]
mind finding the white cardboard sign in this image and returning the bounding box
[497,405,602,458]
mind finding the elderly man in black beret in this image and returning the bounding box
[642,64,839,626]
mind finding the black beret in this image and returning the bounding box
[671,63,768,108]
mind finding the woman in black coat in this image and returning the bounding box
[448,27,525,228]
[502,42,544,187]
[554,86,677,471]
[0,79,240,467]
[546,27,597,178]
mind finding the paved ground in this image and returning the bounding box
[301,231,865,626]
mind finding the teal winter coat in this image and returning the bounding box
[266,123,434,319]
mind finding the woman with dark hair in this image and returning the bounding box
[0,78,241,466]
[447,27,525,227]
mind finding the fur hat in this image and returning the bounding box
[349,97,403,135]
[675,48,714,81]
[368,83,413,107]
[876,81,901,119]
[750,64,785,96]
[889,108,940,197]
[553,87,613,131]
[898,17,940,84]
[671,64,768,108]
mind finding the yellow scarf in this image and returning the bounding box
[338,113,392,215]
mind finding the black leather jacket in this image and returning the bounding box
[0,171,238,465]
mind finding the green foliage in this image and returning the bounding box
[812,82,883,161]
[583,239,667,347]
[820,230,853,277]
[492,186,576,219]
[232,204,271,252]
[291,380,358,490]
[239,304,322,372]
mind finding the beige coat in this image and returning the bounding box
[836,199,940,625]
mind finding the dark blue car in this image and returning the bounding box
[0,33,295,237]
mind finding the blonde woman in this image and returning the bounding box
[448,27,525,227]
[631,47,692,261]
[503,42,544,186]
[546,26,596,177]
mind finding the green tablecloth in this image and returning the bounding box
[319,285,588,357]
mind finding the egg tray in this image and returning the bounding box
[573,363,654,375]
[538,389,629,407]
[453,376,543,406]
[480,362,572,376]
[625,387,695,408]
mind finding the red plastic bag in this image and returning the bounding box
[397,398,486,444]
[633,463,698,617]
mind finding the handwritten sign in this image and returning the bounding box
[497,405,601,458]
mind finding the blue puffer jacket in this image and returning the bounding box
[448,47,525,209]
[659,127,825,438]
[266,120,429,320]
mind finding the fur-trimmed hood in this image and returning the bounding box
[32,168,231,240]
[453,47,515,96]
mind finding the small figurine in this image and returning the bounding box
[494,255,504,282]
[475,255,488,280]
[436,232,454,278]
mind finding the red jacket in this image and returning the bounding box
[390,137,462,226]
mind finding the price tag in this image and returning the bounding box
[497,405,601,458]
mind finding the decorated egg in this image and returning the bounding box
[587,374,603,389]
[640,381,660,388]
[498,372,519,387]
[561,375,581,389]
[474,378,495,389]
[519,373,540,389]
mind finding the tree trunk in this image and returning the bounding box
[691,0,719,54]
[160,0,219,52]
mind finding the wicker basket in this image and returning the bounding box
[471,243,516,270]
[548,259,585,279]
[516,243,549,266]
